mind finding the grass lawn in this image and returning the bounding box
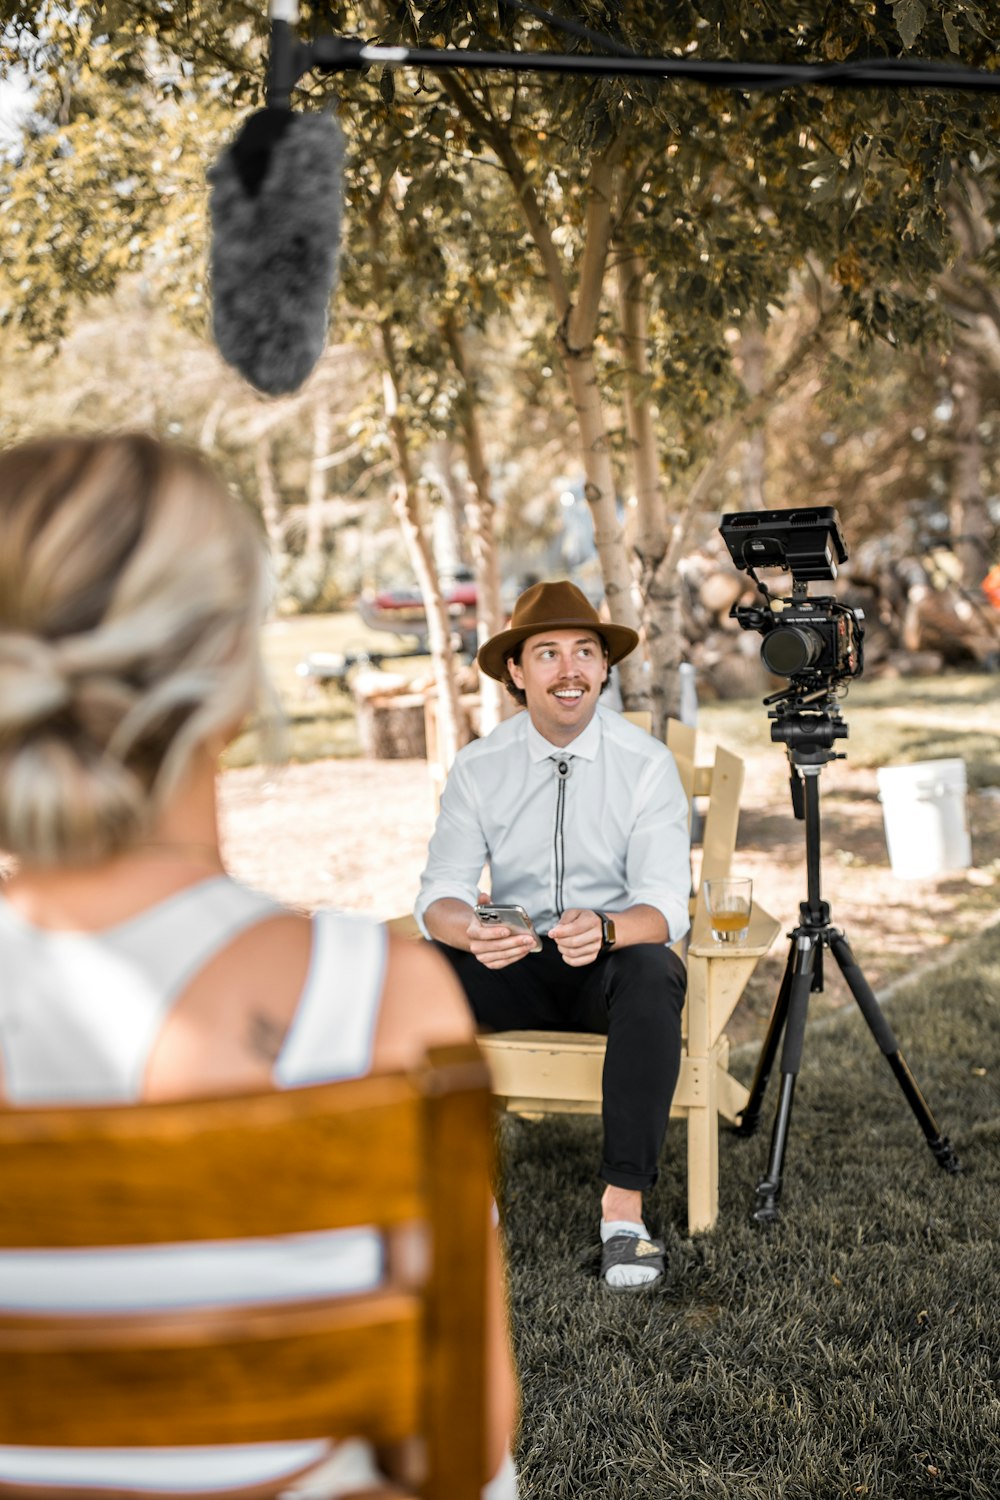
[225,613,1000,1495]
[702,673,1000,788]
[503,919,1000,1499]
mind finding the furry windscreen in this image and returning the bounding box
[208,109,345,397]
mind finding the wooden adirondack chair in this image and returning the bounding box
[404,709,779,1235]
[476,716,779,1234]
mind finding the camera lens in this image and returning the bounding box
[761,624,824,676]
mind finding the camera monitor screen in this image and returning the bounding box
[719,506,848,583]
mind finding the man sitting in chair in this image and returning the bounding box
[416,581,690,1291]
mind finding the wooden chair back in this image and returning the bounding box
[0,1045,493,1499]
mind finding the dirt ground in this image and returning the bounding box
[219,744,1000,1049]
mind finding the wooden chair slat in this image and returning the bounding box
[0,1296,421,1448]
[0,1044,492,1498]
[698,743,746,889]
[0,1078,426,1248]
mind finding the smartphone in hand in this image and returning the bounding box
[476,903,543,953]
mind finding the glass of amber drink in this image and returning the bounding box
[704,876,752,944]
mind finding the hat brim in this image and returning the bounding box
[477,618,640,683]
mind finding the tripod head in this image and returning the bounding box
[766,678,848,763]
[765,685,849,824]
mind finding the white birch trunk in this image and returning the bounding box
[445,317,508,734]
[557,147,644,705]
[615,242,677,735]
[454,104,645,703]
[253,432,284,557]
[305,394,330,567]
[380,346,470,771]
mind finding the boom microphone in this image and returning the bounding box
[208,103,344,397]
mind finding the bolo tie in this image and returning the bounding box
[550,755,574,915]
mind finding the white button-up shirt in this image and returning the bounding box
[415,704,691,942]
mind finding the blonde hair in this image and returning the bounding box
[0,433,269,865]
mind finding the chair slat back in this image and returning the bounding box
[0,1072,425,1248]
[699,743,745,885]
[665,717,697,819]
[0,1045,492,1500]
[0,1296,423,1449]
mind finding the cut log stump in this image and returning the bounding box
[352,671,429,760]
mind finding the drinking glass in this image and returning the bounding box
[704,876,752,943]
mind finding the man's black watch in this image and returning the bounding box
[595,910,616,952]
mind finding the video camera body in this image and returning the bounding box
[732,594,862,683]
[718,506,864,699]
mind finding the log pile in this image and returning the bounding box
[680,537,1000,700]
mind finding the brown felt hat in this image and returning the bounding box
[477,580,639,683]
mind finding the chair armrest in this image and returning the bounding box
[387,913,422,939]
[687,901,781,959]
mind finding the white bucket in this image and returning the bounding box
[876,758,972,880]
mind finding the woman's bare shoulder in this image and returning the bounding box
[370,931,475,1072]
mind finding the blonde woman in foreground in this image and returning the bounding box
[0,433,518,1500]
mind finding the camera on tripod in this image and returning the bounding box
[717,507,960,1224]
[718,506,864,693]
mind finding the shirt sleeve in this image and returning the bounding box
[625,751,692,943]
[414,756,490,938]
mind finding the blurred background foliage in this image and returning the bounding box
[1,1,999,698]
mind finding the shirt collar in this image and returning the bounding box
[525,709,602,764]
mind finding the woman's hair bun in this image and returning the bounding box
[0,432,269,866]
[0,635,71,739]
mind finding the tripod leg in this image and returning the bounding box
[752,933,818,1224]
[736,933,796,1138]
[828,933,961,1175]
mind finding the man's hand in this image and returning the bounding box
[466,902,537,970]
[550,908,603,967]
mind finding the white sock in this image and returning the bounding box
[600,1217,659,1288]
[482,1446,519,1500]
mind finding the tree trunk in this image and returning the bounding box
[444,315,508,735]
[199,396,226,453]
[425,438,469,580]
[558,347,643,702]
[556,147,644,705]
[615,241,677,735]
[253,432,285,561]
[739,323,767,510]
[305,394,330,569]
[443,88,646,703]
[365,192,470,770]
[949,343,991,590]
[284,394,332,611]
[380,334,471,771]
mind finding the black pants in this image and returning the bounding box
[437,937,686,1192]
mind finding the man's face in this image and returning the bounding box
[508,628,609,745]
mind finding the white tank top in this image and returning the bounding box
[0,876,390,1496]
